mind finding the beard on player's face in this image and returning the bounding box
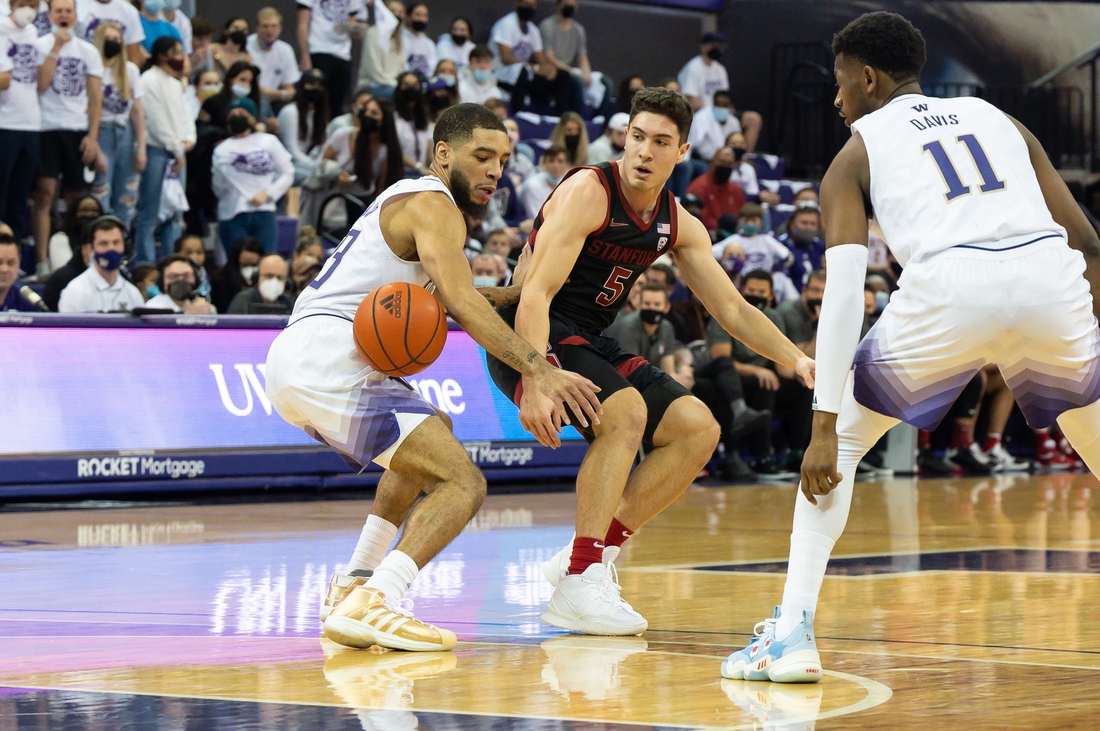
[449,168,490,219]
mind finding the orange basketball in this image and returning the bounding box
[353,282,448,376]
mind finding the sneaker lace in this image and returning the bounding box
[384,594,414,618]
[752,617,776,639]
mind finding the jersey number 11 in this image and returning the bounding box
[922,134,1006,203]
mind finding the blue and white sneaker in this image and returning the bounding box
[721,607,822,683]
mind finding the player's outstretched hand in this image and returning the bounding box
[795,356,816,389]
[800,417,840,506]
[519,387,562,448]
[531,366,602,430]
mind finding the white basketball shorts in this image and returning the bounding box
[265,314,436,470]
[853,236,1100,430]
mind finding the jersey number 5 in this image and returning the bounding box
[596,266,633,306]
[922,134,1006,203]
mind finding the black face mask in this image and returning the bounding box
[806,298,823,313]
[743,294,769,310]
[451,34,467,45]
[706,47,723,61]
[428,93,451,113]
[167,280,194,301]
[301,88,323,106]
[611,141,625,153]
[227,115,251,135]
[394,87,421,109]
[410,20,427,32]
[229,30,247,46]
[712,165,733,185]
[564,133,580,151]
[560,4,575,18]
[639,308,664,325]
[791,227,817,246]
[359,115,379,134]
[731,147,746,161]
[103,39,122,59]
[516,5,536,22]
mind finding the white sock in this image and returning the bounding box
[776,530,835,640]
[347,515,398,573]
[365,550,419,602]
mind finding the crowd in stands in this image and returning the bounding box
[0,0,1083,478]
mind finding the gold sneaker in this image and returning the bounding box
[323,586,457,652]
[321,571,373,622]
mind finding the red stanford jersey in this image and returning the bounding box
[530,160,678,332]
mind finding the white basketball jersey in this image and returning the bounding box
[290,177,454,324]
[850,94,1065,267]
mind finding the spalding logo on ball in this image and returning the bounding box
[354,282,447,376]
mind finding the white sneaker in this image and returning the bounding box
[985,443,1031,473]
[541,562,647,636]
[543,535,621,587]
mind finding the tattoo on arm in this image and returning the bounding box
[526,351,537,363]
[477,286,521,307]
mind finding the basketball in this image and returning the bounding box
[352,282,447,377]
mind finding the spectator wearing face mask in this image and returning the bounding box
[247,8,299,107]
[210,235,263,312]
[227,252,292,313]
[131,262,156,298]
[175,233,212,295]
[724,131,779,207]
[688,89,740,164]
[772,268,822,453]
[424,76,456,124]
[358,0,404,102]
[134,36,194,264]
[4,0,50,39]
[470,252,504,288]
[678,32,728,112]
[77,0,145,66]
[436,16,473,73]
[43,197,102,308]
[686,147,745,235]
[188,68,221,118]
[774,202,824,292]
[30,0,104,279]
[278,67,328,183]
[459,45,502,105]
[402,3,435,79]
[47,193,101,269]
[393,71,431,174]
[159,0,190,54]
[199,60,272,130]
[433,59,457,88]
[538,0,589,113]
[208,17,251,76]
[605,282,680,375]
[137,0,181,54]
[615,74,643,115]
[711,203,797,303]
[550,111,587,167]
[145,253,217,312]
[296,0,364,118]
[772,186,822,237]
[316,93,402,222]
[58,216,144,311]
[519,144,567,220]
[587,111,626,165]
[211,97,293,254]
[490,0,579,115]
[91,22,145,231]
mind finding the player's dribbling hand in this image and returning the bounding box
[519,386,562,448]
[532,366,602,430]
[795,356,816,389]
[800,413,841,506]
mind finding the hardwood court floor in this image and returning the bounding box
[2,473,1099,729]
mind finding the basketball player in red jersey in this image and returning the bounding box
[488,88,816,635]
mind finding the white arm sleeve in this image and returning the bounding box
[812,243,869,414]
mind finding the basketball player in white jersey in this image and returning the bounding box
[265,103,602,652]
[723,12,1100,682]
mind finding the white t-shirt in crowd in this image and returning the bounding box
[211,131,294,220]
[687,105,741,162]
[677,55,729,108]
[58,264,144,312]
[277,102,321,167]
[402,28,436,78]
[144,292,183,311]
[77,0,144,47]
[394,115,431,167]
[489,11,541,85]
[298,0,364,62]
[35,33,104,131]
[457,68,502,105]
[160,9,190,53]
[519,171,554,219]
[0,0,51,37]
[730,159,760,197]
[0,18,43,131]
[100,60,142,126]
[246,34,300,92]
[435,32,473,72]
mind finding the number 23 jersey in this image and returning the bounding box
[850,94,1065,267]
[530,160,678,332]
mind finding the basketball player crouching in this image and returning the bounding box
[265,104,603,652]
[723,12,1100,682]
[488,88,815,636]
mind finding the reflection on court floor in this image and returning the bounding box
[1,473,1098,729]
